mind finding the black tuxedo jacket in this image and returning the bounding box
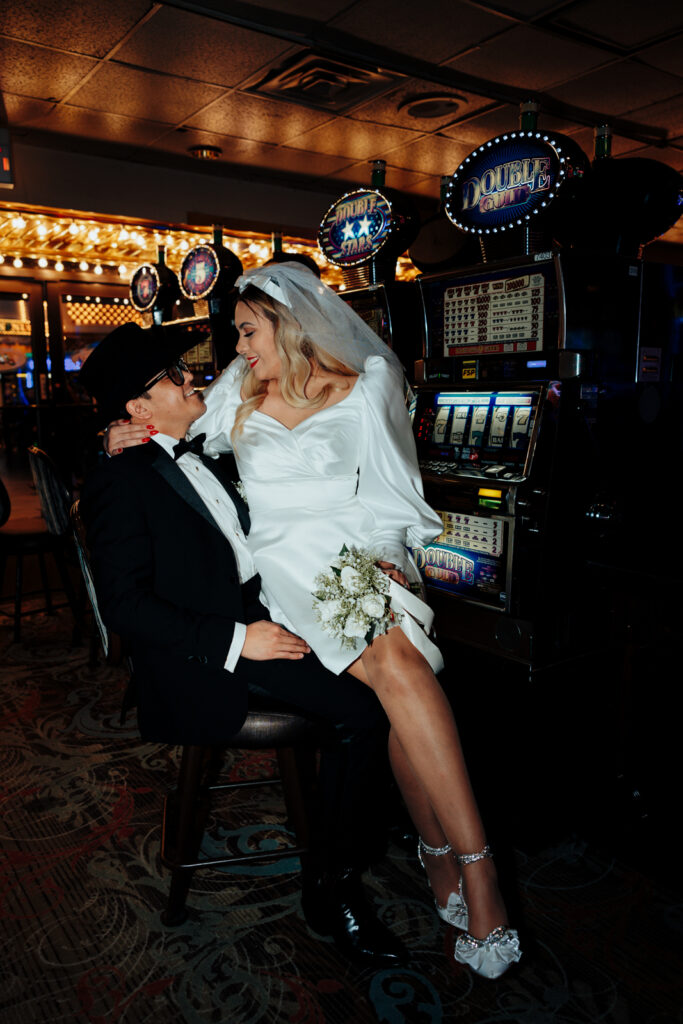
[81,442,326,745]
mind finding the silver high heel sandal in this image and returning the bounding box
[453,845,522,980]
[417,836,468,931]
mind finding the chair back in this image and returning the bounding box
[70,499,109,657]
[27,446,72,536]
[0,476,10,529]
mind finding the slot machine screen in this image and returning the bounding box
[164,320,216,386]
[415,388,541,478]
[410,386,543,609]
[420,257,560,358]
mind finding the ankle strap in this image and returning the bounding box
[418,836,452,857]
[457,844,492,865]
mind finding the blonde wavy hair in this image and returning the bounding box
[232,285,356,439]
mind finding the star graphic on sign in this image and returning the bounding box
[356,215,372,237]
[342,220,355,241]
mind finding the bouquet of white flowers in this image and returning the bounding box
[312,545,400,650]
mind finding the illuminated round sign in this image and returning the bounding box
[445,131,579,235]
[129,264,160,311]
[180,244,220,300]
[318,188,394,267]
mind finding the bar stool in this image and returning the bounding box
[70,499,319,926]
[161,709,317,925]
[0,466,78,642]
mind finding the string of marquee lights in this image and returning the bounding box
[0,203,418,288]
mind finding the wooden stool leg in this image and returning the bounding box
[53,543,83,643]
[161,745,208,926]
[14,552,23,643]
[38,550,53,614]
[277,746,312,873]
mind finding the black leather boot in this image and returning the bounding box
[301,866,408,967]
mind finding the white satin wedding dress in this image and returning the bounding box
[196,355,444,676]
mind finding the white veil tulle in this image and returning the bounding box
[235,262,406,378]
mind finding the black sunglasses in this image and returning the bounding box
[140,358,189,393]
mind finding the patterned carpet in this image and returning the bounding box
[1,605,681,1024]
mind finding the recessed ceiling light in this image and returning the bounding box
[397,93,465,119]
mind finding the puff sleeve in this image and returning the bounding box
[189,356,246,456]
[356,356,443,572]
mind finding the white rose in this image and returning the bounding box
[317,598,343,623]
[343,613,368,639]
[361,594,386,619]
[340,566,362,593]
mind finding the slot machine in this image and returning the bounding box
[409,124,682,671]
[129,245,180,328]
[175,225,243,383]
[318,160,422,372]
[129,229,242,389]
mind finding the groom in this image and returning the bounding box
[79,322,402,967]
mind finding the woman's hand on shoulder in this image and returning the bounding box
[104,419,155,456]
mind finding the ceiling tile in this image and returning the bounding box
[2,91,57,125]
[287,117,422,160]
[329,0,511,63]
[551,0,683,49]
[196,0,351,19]
[222,0,352,16]
[548,60,683,116]
[323,161,432,192]
[638,36,683,78]
[0,0,153,58]
[487,0,567,14]
[565,126,647,158]
[386,133,472,177]
[0,38,96,101]
[439,103,579,146]
[263,146,355,177]
[30,104,168,147]
[629,95,683,139]
[67,63,225,125]
[613,144,683,170]
[114,6,295,88]
[446,25,611,90]
[406,174,445,198]
[346,78,491,130]
[187,91,333,145]
[152,127,354,177]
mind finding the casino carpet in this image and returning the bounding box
[1,606,681,1024]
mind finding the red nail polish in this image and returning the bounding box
[141,437,151,443]
[146,425,155,429]
[115,448,123,454]
[149,430,159,435]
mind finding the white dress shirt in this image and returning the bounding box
[151,433,255,671]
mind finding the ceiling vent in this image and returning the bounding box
[245,52,400,113]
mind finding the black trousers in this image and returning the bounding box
[242,583,391,869]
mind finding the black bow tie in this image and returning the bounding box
[171,432,251,536]
[173,433,206,460]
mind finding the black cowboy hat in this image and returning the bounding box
[79,321,187,422]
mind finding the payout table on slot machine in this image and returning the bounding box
[408,124,682,672]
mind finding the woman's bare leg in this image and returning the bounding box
[387,728,463,907]
[347,629,507,939]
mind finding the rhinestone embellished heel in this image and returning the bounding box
[452,845,521,980]
[417,836,468,931]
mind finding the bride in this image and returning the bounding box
[106,262,521,979]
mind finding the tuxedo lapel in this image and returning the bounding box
[149,446,224,536]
